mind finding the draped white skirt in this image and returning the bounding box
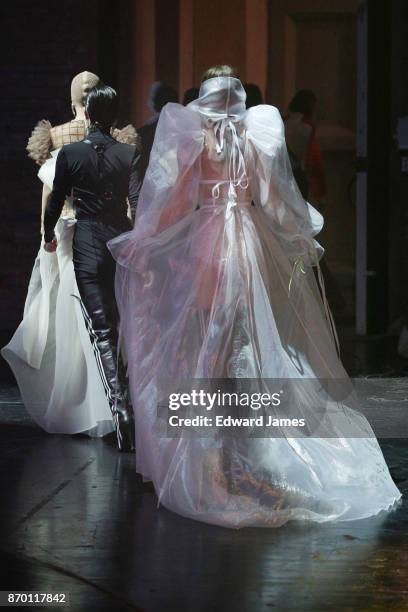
[2,217,113,436]
[110,200,402,528]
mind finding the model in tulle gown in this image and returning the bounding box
[2,71,138,437]
[108,65,401,527]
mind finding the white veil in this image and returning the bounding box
[110,77,324,264]
[107,77,400,528]
[109,76,336,350]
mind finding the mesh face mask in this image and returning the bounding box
[71,71,100,108]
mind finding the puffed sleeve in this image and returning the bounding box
[245,105,324,265]
[108,103,204,268]
[112,124,142,151]
[26,119,52,166]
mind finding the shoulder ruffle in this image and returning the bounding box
[26,119,52,165]
[112,124,141,150]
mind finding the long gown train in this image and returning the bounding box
[109,77,401,527]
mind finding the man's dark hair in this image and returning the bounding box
[244,83,263,109]
[150,82,178,113]
[86,84,119,129]
[288,90,317,116]
[182,87,199,106]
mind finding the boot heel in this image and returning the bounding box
[120,424,135,453]
[116,415,135,452]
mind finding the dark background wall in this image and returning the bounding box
[155,0,180,89]
[1,0,407,348]
[365,0,408,333]
[366,1,392,332]
[193,0,246,83]
[388,0,408,329]
[0,0,131,336]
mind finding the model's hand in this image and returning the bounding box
[44,238,58,253]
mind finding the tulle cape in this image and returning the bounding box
[108,78,400,527]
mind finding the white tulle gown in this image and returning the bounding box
[109,77,401,528]
[2,151,114,436]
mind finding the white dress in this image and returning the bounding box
[2,151,114,436]
[108,77,401,527]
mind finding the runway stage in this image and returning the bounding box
[0,382,407,611]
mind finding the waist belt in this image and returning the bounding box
[75,207,129,226]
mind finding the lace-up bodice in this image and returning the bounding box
[198,121,252,214]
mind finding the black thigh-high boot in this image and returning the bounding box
[73,219,135,452]
[77,299,135,451]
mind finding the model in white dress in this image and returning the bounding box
[2,71,138,437]
[108,75,401,528]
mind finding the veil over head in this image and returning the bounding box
[110,75,323,274]
[187,76,247,123]
[109,73,334,351]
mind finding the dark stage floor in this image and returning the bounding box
[0,381,407,611]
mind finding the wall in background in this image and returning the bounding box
[131,0,268,126]
[0,0,100,333]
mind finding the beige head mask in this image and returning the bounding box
[71,71,100,116]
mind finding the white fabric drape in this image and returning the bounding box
[108,77,401,527]
[2,154,113,437]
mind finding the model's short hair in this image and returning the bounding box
[86,84,119,129]
[201,65,239,82]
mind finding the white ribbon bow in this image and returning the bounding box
[210,119,249,219]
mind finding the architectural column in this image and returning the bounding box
[245,0,268,99]
[179,0,194,97]
[130,0,156,126]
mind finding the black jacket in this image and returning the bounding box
[137,116,159,184]
[44,127,141,243]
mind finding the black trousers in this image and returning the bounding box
[72,217,131,411]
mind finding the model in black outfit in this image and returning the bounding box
[43,85,141,451]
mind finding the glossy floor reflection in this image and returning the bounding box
[0,384,407,612]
